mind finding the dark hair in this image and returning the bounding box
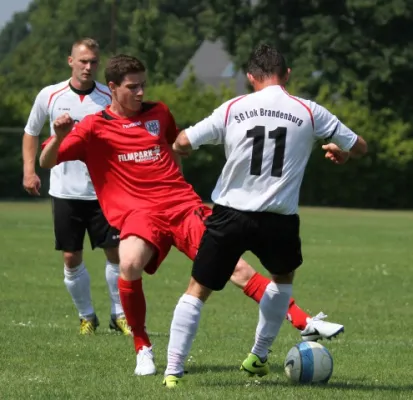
[246,44,288,81]
[104,54,146,85]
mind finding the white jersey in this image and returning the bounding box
[25,79,111,200]
[186,85,357,214]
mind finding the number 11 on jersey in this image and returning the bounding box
[246,126,287,177]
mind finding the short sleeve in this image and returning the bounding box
[185,103,227,149]
[24,88,49,136]
[310,102,358,151]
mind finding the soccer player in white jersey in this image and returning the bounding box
[22,38,130,335]
[162,44,368,387]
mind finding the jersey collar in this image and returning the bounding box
[102,103,157,120]
[69,80,96,96]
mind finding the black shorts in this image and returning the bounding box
[51,196,120,252]
[192,204,303,291]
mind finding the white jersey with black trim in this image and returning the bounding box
[185,85,358,214]
[25,79,111,200]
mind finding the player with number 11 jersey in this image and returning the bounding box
[162,44,366,387]
[186,85,357,215]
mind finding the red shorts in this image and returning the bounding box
[120,203,212,274]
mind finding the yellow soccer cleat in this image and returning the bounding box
[163,374,184,388]
[79,315,99,335]
[240,353,270,377]
[109,315,132,336]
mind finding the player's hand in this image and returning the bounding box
[23,172,41,196]
[322,143,350,165]
[53,113,75,140]
[172,142,190,158]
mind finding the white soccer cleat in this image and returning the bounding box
[300,312,344,341]
[134,346,157,376]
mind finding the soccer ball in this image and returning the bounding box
[284,341,333,384]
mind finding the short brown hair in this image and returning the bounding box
[247,44,288,81]
[104,54,146,85]
[71,38,99,53]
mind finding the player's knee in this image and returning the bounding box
[118,236,157,280]
[119,238,154,279]
[104,246,119,264]
[186,277,212,302]
[230,258,256,289]
[63,251,83,268]
[119,257,144,280]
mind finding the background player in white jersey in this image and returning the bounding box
[162,44,368,387]
[22,38,130,335]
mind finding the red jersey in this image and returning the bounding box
[43,102,202,230]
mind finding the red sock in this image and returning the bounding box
[287,297,310,330]
[243,273,310,331]
[118,277,151,352]
[243,273,271,303]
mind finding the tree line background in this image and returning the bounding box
[1,0,413,208]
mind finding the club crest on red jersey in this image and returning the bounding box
[144,120,160,136]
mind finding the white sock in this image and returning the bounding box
[251,282,292,360]
[64,263,95,319]
[105,261,124,317]
[165,294,204,376]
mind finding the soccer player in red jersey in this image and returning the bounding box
[40,54,344,376]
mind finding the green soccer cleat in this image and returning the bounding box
[240,353,270,377]
[163,374,184,388]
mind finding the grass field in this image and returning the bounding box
[1,202,413,399]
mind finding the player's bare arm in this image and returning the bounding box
[23,87,50,196]
[348,135,368,157]
[172,130,192,156]
[39,113,74,168]
[22,133,41,195]
[322,136,367,165]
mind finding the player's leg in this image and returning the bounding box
[163,277,215,388]
[231,259,310,331]
[118,236,153,350]
[241,272,294,377]
[171,203,339,339]
[118,236,158,376]
[165,205,245,387]
[86,203,130,335]
[51,197,98,334]
[104,246,131,334]
[118,211,172,376]
[233,259,344,340]
[240,213,300,377]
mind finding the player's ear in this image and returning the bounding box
[247,73,258,92]
[281,68,291,86]
[285,68,291,83]
[247,72,255,86]
[68,56,73,68]
[108,81,117,92]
